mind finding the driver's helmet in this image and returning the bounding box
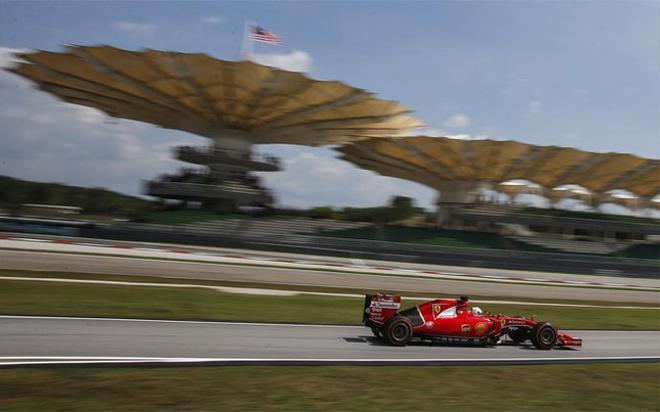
[472,307,483,316]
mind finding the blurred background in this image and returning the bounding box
[0,1,658,411]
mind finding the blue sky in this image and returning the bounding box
[0,1,658,209]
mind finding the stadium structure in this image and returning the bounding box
[337,137,660,224]
[8,45,422,211]
[7,45,660,225]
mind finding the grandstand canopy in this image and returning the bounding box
[338,136,660,202]
[8,45,423,145]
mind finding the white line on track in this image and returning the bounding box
[1,356,658,367]
[1,276,657,309]
[0,315,365,328]
[3,237,657,291]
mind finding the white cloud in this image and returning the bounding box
[515,193,550,208]
[416,127,493,140]
[441,114,471,129]
[0,47,29,68]
[113,21,157,37]
[256,146,435,209]
[419,128,446,137]
[0,48,200,196]
[555,198,592,211]
[251,50,312,73]
[202,16,223,25]
[448,134,493,140]
[416,125,500,141]
[446,134,472,140]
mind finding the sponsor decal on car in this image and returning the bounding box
[461,324,471,334]
[475,322,489,336]
[370,299,400,309]
[505,319,527,325]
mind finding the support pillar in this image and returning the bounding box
[434,182,492,227]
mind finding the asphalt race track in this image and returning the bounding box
[1,249,658,303]
[1,316,658,366]
[4,233,659,288]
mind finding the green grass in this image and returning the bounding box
[1,277,658,329]
[3,268,655,307]
[1,364,658,411]
[0,279,361,324]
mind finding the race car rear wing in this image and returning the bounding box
[363,293,401,325]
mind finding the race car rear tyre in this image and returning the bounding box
[385,316,413,346]
[531,322,558,350]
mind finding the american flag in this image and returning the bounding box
[248,26,281,44]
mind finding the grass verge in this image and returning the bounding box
[1,276,658,329]
[2,269,656,307]
[1,364,659,411]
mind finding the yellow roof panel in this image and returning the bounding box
[571,154,649,192]
[9,45,421,143]
[340,136,658,198]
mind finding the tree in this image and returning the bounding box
[387,196,416,222]
[307,206,336,219]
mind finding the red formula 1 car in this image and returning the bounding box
[363,294,582,349]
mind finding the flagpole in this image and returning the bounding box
[240,21,256,60]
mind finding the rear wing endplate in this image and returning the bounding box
[363,293,401,325]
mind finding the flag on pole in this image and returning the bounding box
[248,26,281,44]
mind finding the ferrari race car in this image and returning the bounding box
[363,294,582,349]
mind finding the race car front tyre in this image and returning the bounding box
[385,316,413,346]
[531,322,558,350]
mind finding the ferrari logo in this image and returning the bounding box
[433,304,441,314]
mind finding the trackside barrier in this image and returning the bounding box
[62,225,660,278]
